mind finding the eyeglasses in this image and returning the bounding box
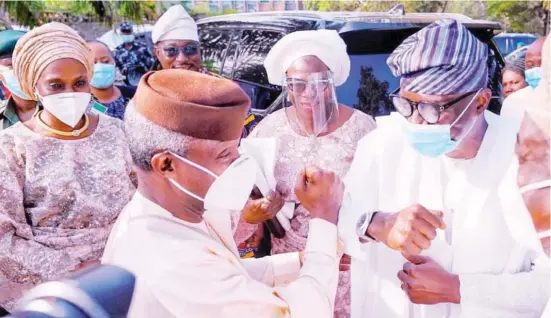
[161,45,199,58]
[285,78,332,94]
[389,90,475,124]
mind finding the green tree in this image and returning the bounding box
[354,66,392,116]
[1,0,45,27]
[486,0,549,34]
[1,0,158,28]
[305,0,362,11]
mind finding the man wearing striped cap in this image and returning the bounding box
[338,19,549,317]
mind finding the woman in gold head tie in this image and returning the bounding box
[0,22,136,311]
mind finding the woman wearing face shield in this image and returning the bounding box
[235,30,376,317]
[0,23,136,311]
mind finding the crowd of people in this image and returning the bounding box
[0,4,549,318]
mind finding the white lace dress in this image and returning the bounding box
[235,108,376,317]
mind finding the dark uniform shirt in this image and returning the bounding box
[114,41,155,76]
[0,97,40,131]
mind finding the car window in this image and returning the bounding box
[221,30,242,77]
[495,36,537,56]
[337,53,399,117]
[199,28,233,75]
[230,29,285,113]
[233,29,284,86]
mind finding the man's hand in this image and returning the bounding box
[294,165,344,225]
[367,204,446,255]
[398,254,460,305]
[241,189,284,224]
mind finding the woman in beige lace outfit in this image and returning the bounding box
[0,23,136,310]
[235,30,376,317]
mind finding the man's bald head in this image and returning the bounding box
[526,36,547,69]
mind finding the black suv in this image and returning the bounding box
[197,10,504,121]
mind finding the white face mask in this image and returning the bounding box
[169,152,257,211]
[519,180,551,194]
[519,180,551,239]
[37,92,91,128]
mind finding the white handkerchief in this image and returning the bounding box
[420,230,453,269]
[240,138,295,230]
[240,138,278,190]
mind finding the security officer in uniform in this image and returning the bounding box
[0,29,40,132]
[151,5,260,137]
[114,22,155,84]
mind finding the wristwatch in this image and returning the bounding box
[356,211,377,242]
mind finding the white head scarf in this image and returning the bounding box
[152,5,199,44]
[264,30,350,86]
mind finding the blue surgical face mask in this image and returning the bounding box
[90,63,116,89]
[121,34,135,44]
[525,67,542,89]
[401,88,482,158]
[1,69,31,100]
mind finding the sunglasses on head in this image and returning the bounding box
[161,45,199,58]
[389,89,476,124]
[285,78,332,94]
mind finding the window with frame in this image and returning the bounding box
[199,28,233,75]
[232,29,284,86]
[231,29,285,112]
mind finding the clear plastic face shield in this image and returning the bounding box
[284,71,339,145]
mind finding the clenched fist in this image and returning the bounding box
[398,254,460,304]
[242,189,284,224]
[294,165,344,225]
[367,204,446,255]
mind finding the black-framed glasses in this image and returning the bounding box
[161,45,199,58]
[285,78,332,94]
[389,89,475,124]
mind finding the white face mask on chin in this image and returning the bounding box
[37,92,91,128]
[168,152,257,212]
[520,179,551,239]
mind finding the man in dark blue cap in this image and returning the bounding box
[0,29,40,131]
[338,19,549,317]
[114,22,155,83]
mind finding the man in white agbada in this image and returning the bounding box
[102,69,344,318]
[516,35,551,256]
[152,4,201,71]
[500,36,547,122]
[516,59,551,316]
[338,19,550,318]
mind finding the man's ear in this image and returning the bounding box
[151,152,176,178]
[475,88,492,114]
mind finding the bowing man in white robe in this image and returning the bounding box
[338,19,550,318]
[516,35,551,316]
[102,70,344,318]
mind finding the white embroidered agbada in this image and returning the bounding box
[102,192,340,318]
[338,111,550,318]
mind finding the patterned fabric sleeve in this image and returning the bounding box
[0,134,79,309]
[121,120,138,187]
